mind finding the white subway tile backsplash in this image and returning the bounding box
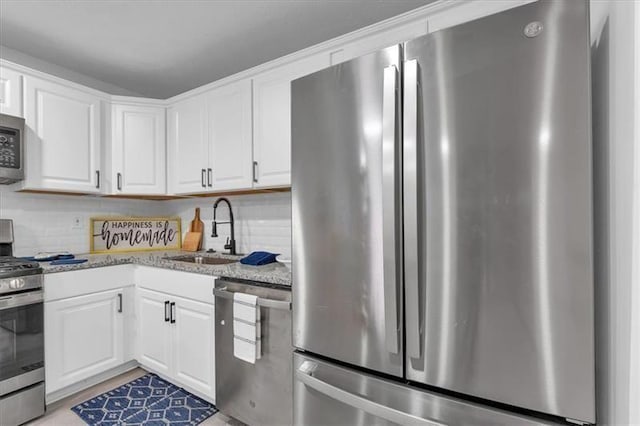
[0,187,291,258]
[165,192,292,258]
[0,188,161,256]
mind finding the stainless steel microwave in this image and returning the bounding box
[0,113,25,184]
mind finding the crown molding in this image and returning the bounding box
[2,1,530,107]
[165,0,451,104]
[109,95,168,107]
[0,58,112,100]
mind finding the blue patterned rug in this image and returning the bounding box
[71,373,217,425]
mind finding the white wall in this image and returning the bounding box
[591,0,637,424]
[629,2,640,424]
[0,188,160,256]
[0,187,292,258]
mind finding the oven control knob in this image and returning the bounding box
[9,278,25,289]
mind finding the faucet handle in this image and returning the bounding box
[224,237,231,250]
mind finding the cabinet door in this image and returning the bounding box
[45,288,124,393]
[112,103,166,194]
[207,79,253,190]
[23,75,102,193]
[252,53,329,188]
[137,288,172,376]
[167,95,208,194]
[172,296,215,401]
[0,66,23,117]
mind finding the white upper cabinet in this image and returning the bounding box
[4,2,523,197]
[207,79,253,191]
[111,102,166,195]
[167,94,208,194]
[168,79,252,194]
[252,52,330,188]
[23,75,102,193]
[0,66,23,117]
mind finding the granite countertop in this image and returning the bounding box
[39,250,292,286]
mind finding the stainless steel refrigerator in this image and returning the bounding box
[292,0,594,425]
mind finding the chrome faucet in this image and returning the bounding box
[212,197,237,255]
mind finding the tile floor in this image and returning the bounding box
[27,368,241,426]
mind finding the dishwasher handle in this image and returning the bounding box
[213,287,291,311]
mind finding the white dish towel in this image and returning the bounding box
[233,292,261,364]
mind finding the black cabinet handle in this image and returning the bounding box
[170,302,176,323]
[207,168,213,187]
[117,293,123,313]
[117,172,122,191]
[95,170,100,189]
[164,300,170,322]
[201,169,206,188]
[252,161,258,183]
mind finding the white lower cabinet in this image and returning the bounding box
[136,273,216,402]
[172,296,215,398]
[45,287,129,393]
[137,288,173,376]
[43,266,216,403]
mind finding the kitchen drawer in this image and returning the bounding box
[0,383,45,426]
[134,266,215,303]
[44,265,134,302]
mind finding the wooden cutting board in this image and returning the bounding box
[182,232,202,252]
[189,207,204,250]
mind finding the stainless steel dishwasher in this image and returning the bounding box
[214,278,292,426]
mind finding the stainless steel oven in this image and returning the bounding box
[0,219,45,426]
[0,278,45,426]
[0,113,25,185]
[0,284,45,426]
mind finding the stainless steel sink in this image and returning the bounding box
[165,255,238,265]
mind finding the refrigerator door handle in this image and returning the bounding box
[403,59,421,359]
[296,362,439,426]
[382,64,400,355]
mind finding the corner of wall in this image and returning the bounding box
[0,44,143,97]
[591,0,637,423]
[628,1,640,424]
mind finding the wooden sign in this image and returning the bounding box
[90,217,182,254]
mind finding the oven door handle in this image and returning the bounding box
[0,290,44,310]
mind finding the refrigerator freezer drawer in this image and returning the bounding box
[294,352,555,426]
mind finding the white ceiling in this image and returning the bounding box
[0,0,430,99]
